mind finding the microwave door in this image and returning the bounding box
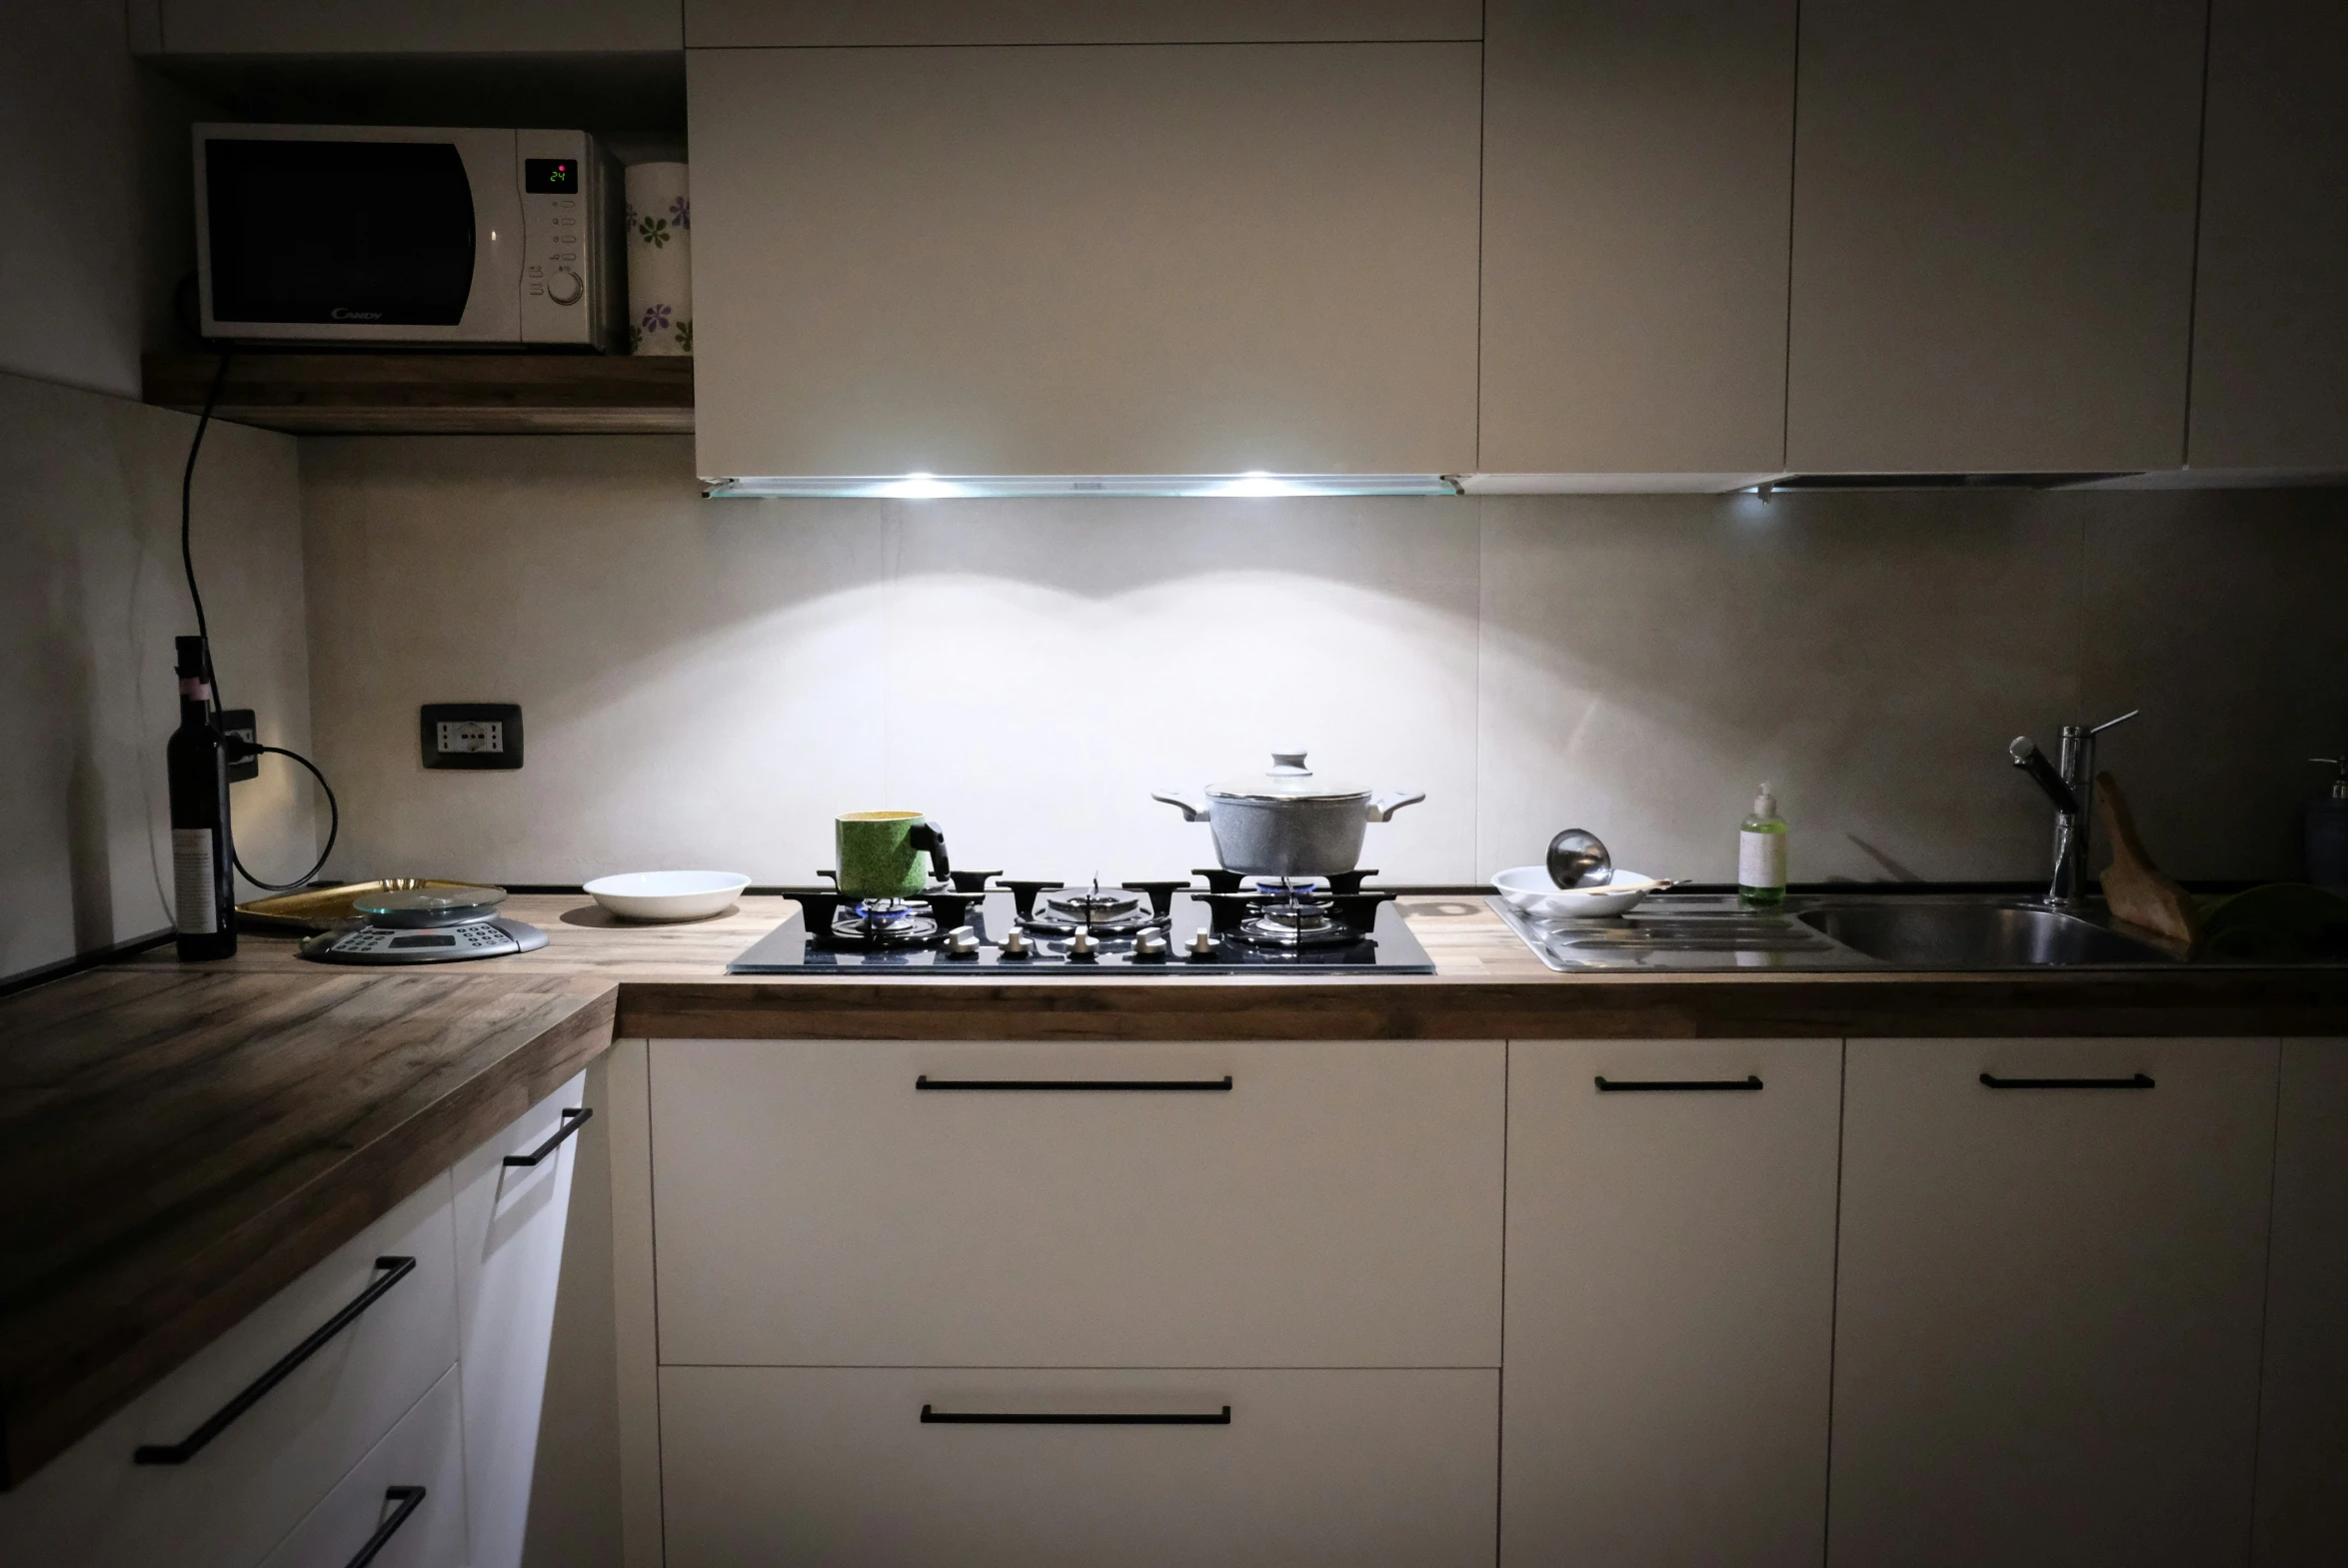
[196,126,521,344]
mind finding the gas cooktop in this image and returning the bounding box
[728,870,1435,974]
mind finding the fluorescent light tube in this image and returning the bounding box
[702,474,1462,500]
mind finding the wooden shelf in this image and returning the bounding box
[142,352,694,435]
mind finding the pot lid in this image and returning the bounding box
[1207,752,1368,802]
[352,884,507,917]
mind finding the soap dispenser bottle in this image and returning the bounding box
[1739,784,1788,907]
[2310,758,2348,889]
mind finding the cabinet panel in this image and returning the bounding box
[452,1073,586,1568]
[649,1038,1503,1368]
[1785,0,2205,472]
[688,44,1480,479]
[661,1365,1497,1568]
[160,0,681,52]
[1479,0,1796,475]
[2254,1039,2348,1566]
[686,1,1480,47]
[255,1364,467,1568]
[1502,1039,1838,1568]
[2188,0,2348,469]
[1829,1037,2276,1568]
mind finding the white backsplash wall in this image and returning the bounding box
[299,435,2347,888]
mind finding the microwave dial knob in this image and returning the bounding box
[545,268,584,307]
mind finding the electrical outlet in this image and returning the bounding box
[218,708,259,783]
[421,704,524,771]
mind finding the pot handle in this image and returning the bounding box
[908,821,952,885]
[1152,789,1211,823]
[1364,788,1426,823]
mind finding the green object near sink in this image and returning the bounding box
[2196,883,2348,962]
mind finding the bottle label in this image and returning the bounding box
[1738,829,1787,889]
[174,828,219,933]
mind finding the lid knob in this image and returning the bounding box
[1268,751,1310,776]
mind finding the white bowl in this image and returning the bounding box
[1493,864,1663,920]
[583,870,751,922]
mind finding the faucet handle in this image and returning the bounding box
[2087,709,2140,737]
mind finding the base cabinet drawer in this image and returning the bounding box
[257,1364,466,1568]
[660,1365,1499,1568]
[649,1038,1504,1367]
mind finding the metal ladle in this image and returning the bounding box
[1545,828,1613,890]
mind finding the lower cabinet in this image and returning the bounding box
[1502,1038,1841,1568]
[659,1366,1499,1568]
[255,1364,467,1568]
[1828,1037,2278,1568]
[2254,1039,2348,1567]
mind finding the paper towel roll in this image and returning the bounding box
[624,163,692,356]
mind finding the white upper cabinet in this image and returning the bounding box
[153,0,682,52]
[1785,0,2206,473]
[687,43,1481,480]
[2187,1,2348,470]
[686,1,1480,47]
[1478,0,1797,477]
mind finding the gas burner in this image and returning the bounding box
[1232,891,1361,948]
[829,896,941,947]
[1024,885,1159,935]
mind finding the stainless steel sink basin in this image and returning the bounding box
[1795,902,2174,967]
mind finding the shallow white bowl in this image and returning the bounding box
[1493,864,1662,920]
[583,870,751,922]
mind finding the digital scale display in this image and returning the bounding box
[524,158,577,194]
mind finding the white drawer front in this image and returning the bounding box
[650,1038,1504,1367]
[0,1173,463,1568]
[661,1365,1499,1568]
[257,1363,466,1568]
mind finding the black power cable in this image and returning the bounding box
[180,350,341,891]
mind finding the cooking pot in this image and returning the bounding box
[1154,752,1424,876]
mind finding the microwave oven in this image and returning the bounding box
[193,124,623,349]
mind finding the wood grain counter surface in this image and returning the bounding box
[7,889,2343,1486]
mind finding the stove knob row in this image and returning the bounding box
[1067,929,1101,959]
[1132,928,1171,961]
[1000,928,1034,957]
[945,925,982,957]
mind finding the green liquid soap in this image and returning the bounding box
[1739,784,1788,908]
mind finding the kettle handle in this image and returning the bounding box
[1153,789,1211,823]
[1364,788,1425,823]
[908,821,952,885]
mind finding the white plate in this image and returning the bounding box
[583,870,751,922]
[1492,864,1662,920]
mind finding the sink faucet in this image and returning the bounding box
[2009,710,2138,907]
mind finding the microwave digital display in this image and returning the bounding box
[205,139,476,325]
[524,158,577,194]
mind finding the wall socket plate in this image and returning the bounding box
[218,709,259,783]
[421,704,524,770]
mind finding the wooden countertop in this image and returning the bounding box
[7,889,2343,1487]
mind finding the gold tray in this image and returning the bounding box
[236,878,492,932]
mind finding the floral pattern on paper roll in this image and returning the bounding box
[624,162,692,357]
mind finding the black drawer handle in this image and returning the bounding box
[1595,1074,1763,1092]
[916,1075,1233,1092]
[1981,1071,2155,1090]
[345,1485,427,1568]
[503,1106,592,1166]
[134,1256,416,1465]
[921,1403,1231,1425]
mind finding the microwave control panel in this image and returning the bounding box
[518,129,610,348]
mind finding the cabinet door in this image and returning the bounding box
[1479,0,1797,477]
[687,44,1480,480]
[256,1364,467,1568]
[451,1073,587,1568]
[1502,1039,1839,1568]
[685,1,1480,47]
[649,1038,1503,1368]
[2187,1,2348,469]
[661,1365,1497,1568]
[2254,1039,2348,1566]
[1785,0,2205,473]
[1830,1037,2277,1568]
[159,0,681,51]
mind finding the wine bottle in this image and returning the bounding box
[169,635,237,959]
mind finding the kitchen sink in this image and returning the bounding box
[1795,902,2174,967]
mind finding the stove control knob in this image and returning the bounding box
[1067,929,1101,959]
[1133,928,1171,961]
[1186,926,1218,958]
[1000,928,1034,957]
[945,925,982,957]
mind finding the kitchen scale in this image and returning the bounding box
[299,884,549,965]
